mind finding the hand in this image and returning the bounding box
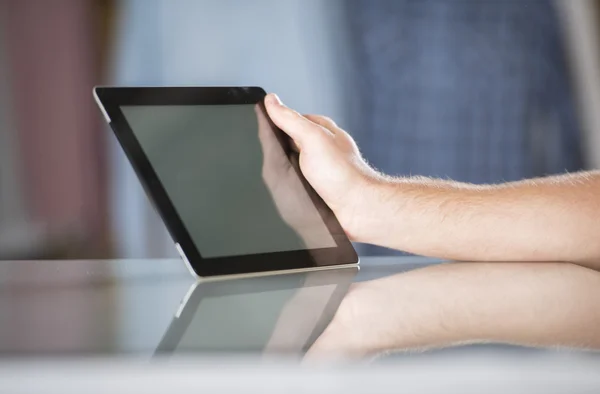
[256,104,337,248]
[264,94,381,241]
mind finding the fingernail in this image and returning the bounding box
[268,93,283,106]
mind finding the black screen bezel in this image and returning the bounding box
[95,86,358,277]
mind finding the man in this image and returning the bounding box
[264,93,600,357]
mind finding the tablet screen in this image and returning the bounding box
[121,104,337,258]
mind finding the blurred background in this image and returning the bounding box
[2,0,600,260]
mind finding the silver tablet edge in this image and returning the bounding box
[175,242,360,282]
[93,87,111,123]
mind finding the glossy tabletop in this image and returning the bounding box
[1,257,599,393]
[0,257,425,357]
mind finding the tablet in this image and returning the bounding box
[94,87,358,277]
[154,266,357,356]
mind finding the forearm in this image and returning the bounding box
[312,262,600,357]
[355,171,600,268]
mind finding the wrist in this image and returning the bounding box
[339,175,401,245]
[334,173,383,242]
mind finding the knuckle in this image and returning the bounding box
[319,115,335,125]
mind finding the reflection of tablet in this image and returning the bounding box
[94,87,358,277]
[154,267,357,356]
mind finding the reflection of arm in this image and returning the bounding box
[309,262,600,357]
[265,162,331,250]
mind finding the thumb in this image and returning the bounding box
[264,93,331,149]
